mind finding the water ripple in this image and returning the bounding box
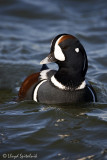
[0,0,107,159]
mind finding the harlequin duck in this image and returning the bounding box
[18,34,97,104]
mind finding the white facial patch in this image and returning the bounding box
[54,36,65,61]
[75,48,79,53]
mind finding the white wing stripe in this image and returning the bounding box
[33,80,47,102]
[87,86,95,102]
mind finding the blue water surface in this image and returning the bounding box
[0,0,107,159]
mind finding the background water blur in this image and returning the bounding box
[0,0,107,159]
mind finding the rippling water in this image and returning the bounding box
[0,0,107,159]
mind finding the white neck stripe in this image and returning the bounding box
[51,75,66,90]
[76,80,86,90]
[51,75,86,90]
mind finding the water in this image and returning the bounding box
[0,0,107,159]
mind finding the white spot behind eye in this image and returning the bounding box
[75,48,79,53]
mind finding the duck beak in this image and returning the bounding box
[40,52,56,64]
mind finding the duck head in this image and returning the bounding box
[40,34,88,87]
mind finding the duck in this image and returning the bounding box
[18,33,97,104]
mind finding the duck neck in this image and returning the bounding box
[54,67,85,89]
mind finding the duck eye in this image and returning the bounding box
[75,48,79,53]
